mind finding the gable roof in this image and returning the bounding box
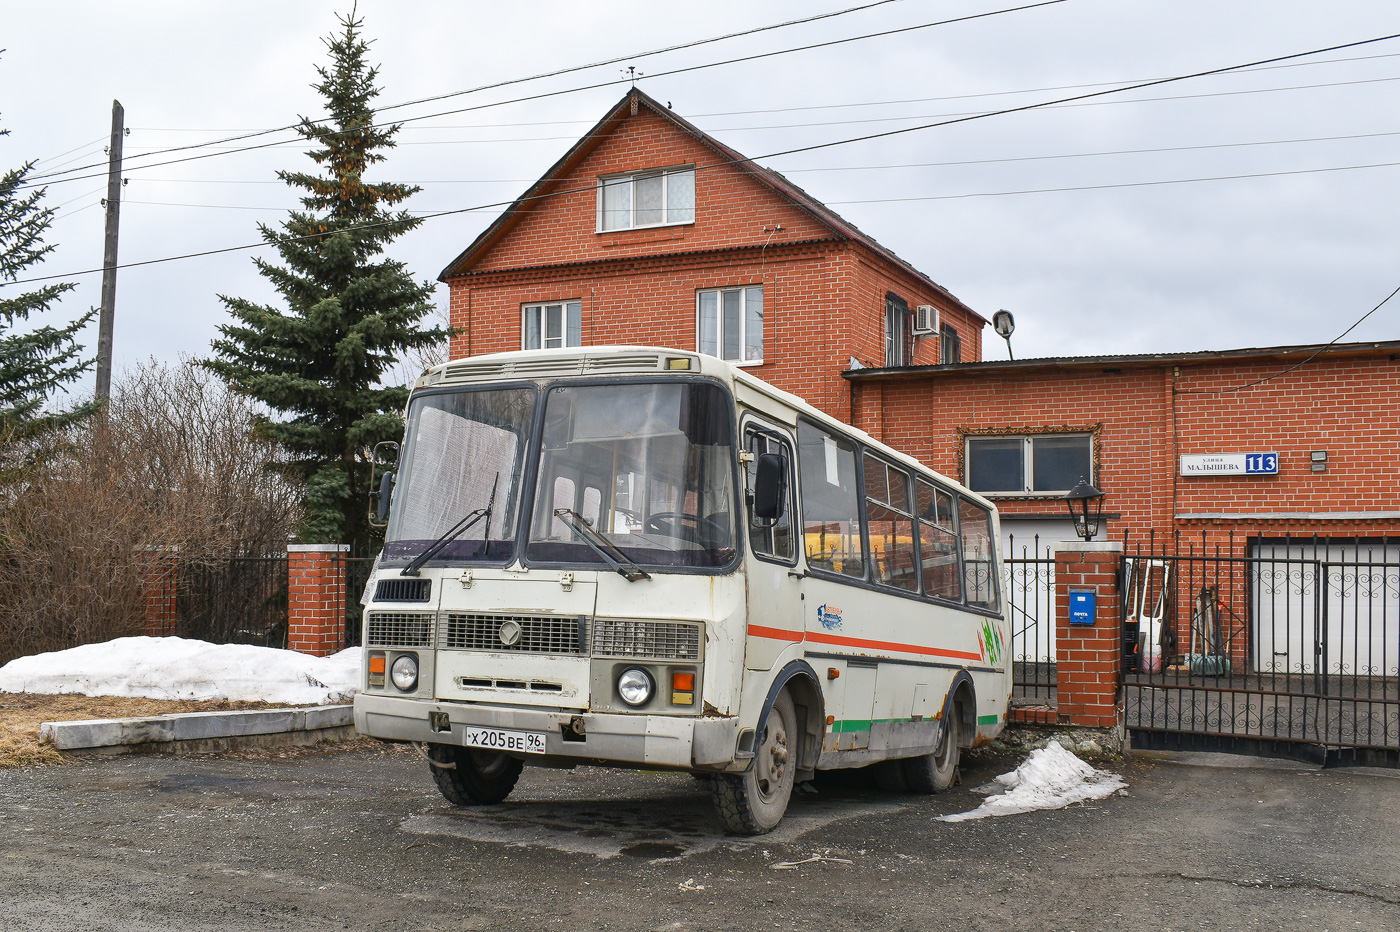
[437,88,984,324]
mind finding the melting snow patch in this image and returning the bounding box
[937,740,1126,822]
[0,636,361,705]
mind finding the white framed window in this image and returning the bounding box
[523,301,582,350]
[940,323,962,364]
[966,432,1093,496]
[885,293,910,367]
[697,285,763,364]
[598,166,695,231]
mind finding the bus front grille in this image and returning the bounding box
[592,618,702,661]
[365,611,435,648]
[438,613,586,654]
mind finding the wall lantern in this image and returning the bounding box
[1062,477,1105,541]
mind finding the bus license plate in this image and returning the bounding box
[461,726,547,755]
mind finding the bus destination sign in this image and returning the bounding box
[1179,452,1278,476]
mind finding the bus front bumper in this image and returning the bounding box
[354,693,742,770]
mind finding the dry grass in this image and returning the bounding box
[0,694,288,769]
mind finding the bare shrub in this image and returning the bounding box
[0,359,301,665]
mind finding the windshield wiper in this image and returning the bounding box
[553,508,651,582]
[400,474,499,577]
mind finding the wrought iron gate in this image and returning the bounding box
[1122,533,1399,764]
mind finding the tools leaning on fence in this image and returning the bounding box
[1123,557,1171,673]
[1181,586,1233,676]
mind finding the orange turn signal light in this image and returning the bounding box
[369,656,386,675]
[672,672,695,691]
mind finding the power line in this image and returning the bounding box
[1176,283,1400,394]
[17,0,1068,189]
[117,157,1400,213]
[825,159,1400,204]
[16,0,970,185]
[125,128,1400,187]
[7,30,1399,289]
[102,70,1400,166]
[127,50,1400,134]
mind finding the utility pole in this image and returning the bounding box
[95,99,124,402]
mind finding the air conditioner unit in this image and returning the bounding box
[913,305,938,335]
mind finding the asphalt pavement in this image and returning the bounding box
[1,744,1396,932]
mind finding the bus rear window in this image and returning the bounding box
[958,499,999,611]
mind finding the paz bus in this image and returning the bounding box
[353,346,1010,834]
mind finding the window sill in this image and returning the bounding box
[704,357,764,368]
[595,220,694,235]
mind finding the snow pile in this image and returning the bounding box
[0,636,361,705]
[938,740,1126,822]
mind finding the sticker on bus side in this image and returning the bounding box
[816,603,843,630]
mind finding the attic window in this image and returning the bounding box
[599,166,695,231]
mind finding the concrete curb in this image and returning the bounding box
[40,704,354,751]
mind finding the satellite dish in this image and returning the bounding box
[992,309,1016,360]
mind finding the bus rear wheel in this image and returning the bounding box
[712,691,796,834]
[426,744,524,806]
[902,707,960,793]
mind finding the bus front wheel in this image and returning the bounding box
[712,691,796,834]
[426,744,524,806]
[903,707,960,793]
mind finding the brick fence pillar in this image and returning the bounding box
[1053,540,1124,729]
[287,543,349,656]
[139,551,179,636]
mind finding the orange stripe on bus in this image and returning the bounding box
[746,624,804,642]
[746,625,982,662]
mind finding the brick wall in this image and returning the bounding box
[853,353,1400,543]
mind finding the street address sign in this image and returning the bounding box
[1179,452,1278,476]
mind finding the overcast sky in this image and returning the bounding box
[4,0,1399,391]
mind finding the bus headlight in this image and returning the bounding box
[617,667,654,707]
[390,654,419,692]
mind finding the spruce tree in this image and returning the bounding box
[0,116,99,474]
[205,9,446,553]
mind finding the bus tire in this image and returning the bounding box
[902,708,960,794]
[711,690,796,834]
[427,744,524,806]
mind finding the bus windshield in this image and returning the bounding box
[382,387,536,565]
[527,381,737,569]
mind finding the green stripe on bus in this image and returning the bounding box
[977,714,1000,726]
[828,717,909,733]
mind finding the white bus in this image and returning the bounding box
[354,346,1010,834]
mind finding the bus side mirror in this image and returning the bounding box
[368,440,400,529]
[376,470,396,522]
[753,453,785,522]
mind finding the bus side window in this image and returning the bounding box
[916,478,962,602]
[958,498,1000,611]
[796,421,865,578]
[863,454,917,592]
[745,429,794,561]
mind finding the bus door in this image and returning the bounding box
[742,422,802,671]
[792,421,876,749]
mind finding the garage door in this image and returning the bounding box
[1251,540,1400,676]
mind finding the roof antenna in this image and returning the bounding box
[623,65,643,87]
[992,309,1016,360]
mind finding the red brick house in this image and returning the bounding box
[439,88,984,422]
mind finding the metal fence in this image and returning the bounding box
[175,556,290,648]
[341,555,376,650]
[1123,532,1399,762]
[1004,534,1057,710]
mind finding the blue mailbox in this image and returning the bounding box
[1069,589,1096,626]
